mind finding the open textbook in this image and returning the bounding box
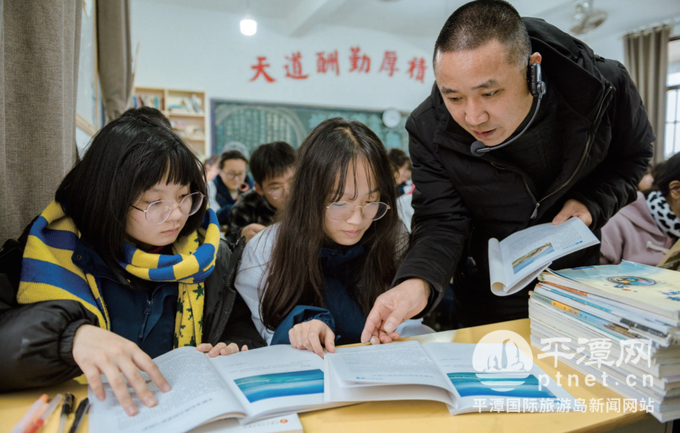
[489,217,599,296]
[89,342,575,433]
[89,346,333,433]
[325,340,575,414]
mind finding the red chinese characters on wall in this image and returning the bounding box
[250,56,276,82]
[285,51,309,80]
[349,47,371,73]
[249,48,427,83]
[378,51,399,77]
[317,50,339,76]
[407,57,428,83]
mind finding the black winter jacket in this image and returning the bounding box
[394,18,655,327]
[0,236,265,392]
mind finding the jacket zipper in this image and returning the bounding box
[99,274,157,341]
[138,286,164,340]
[139,293,153,340]
[493,84,613,220]
[532,84,614,217]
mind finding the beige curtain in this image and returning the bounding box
[97,0,133,122]
[0,0,81,241]
[624,25,670,164]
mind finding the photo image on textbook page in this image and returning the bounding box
[448,373,557,399]
[512,242,555,274]
[234,370,325,403]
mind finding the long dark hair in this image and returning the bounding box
[260,118,401,331]
[55,110,207,262]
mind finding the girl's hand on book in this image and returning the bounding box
[289,319,335,358]
[72,324,171,417]
[196,342,248,357]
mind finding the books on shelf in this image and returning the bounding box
[167,95,204,115]
[89,342,574,433]
[133,94,162,110]
[529,261,680,422]
[489,217,599,296]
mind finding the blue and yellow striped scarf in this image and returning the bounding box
[18,200,221,348]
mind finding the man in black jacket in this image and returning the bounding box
[361,0,654,341]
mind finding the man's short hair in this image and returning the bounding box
[434,0,531,72]
[250,141,297,185]
[219,150,248,170]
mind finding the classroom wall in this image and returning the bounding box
[130,0,436,115]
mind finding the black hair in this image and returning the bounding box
[261,118,401,330]
[204,155,220,168]
[121,106,172,128]
[388,148,412,173]
[655,153,680,198]
[249,141,297,185]
[219,150,248,170]
[55,112,207,262]
[434,0,531,71]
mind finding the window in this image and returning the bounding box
[666,36,680,157]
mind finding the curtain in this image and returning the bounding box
[97,0,133,122]
[624,25,670,164]
[0,0,81,241]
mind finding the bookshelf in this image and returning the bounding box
[132,87,208,156]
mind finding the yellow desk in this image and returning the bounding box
[0,319,670,433]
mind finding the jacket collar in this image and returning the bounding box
[622,192,663,234]
[319,242,365,267]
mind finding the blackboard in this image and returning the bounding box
[211,99,409,157]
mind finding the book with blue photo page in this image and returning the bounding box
[489,217,599,297]
[88,345,340,433]
[89,341,575,433]
[324,340,576,415]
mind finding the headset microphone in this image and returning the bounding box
[470,62,546,157]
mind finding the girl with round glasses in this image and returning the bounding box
[4,109,264,415]
[235,118,430,358]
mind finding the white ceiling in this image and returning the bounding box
[145,0,680,42]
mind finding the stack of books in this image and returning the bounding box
[529,261,680,422]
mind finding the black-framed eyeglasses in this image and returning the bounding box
[131,192,204,225]
[326,201,390,221]
[224,171,246,180]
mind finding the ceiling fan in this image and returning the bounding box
[570,1,608,35]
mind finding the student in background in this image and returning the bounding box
[226,141,296,244]
[235,118,430,357]
[601,153,680,266]
[0,110,264,415]
[638,162,655,192]
[204,155,221,211]
[213,150,253,225]
[388,148,412,197]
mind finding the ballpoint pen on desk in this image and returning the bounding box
[26,393,62,433]
[57,393,74,433]
[68,398,89,433]
[9,394,48,433]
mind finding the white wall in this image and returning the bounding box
[130,1,435,114]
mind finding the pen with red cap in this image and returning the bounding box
[25,394,62,433]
